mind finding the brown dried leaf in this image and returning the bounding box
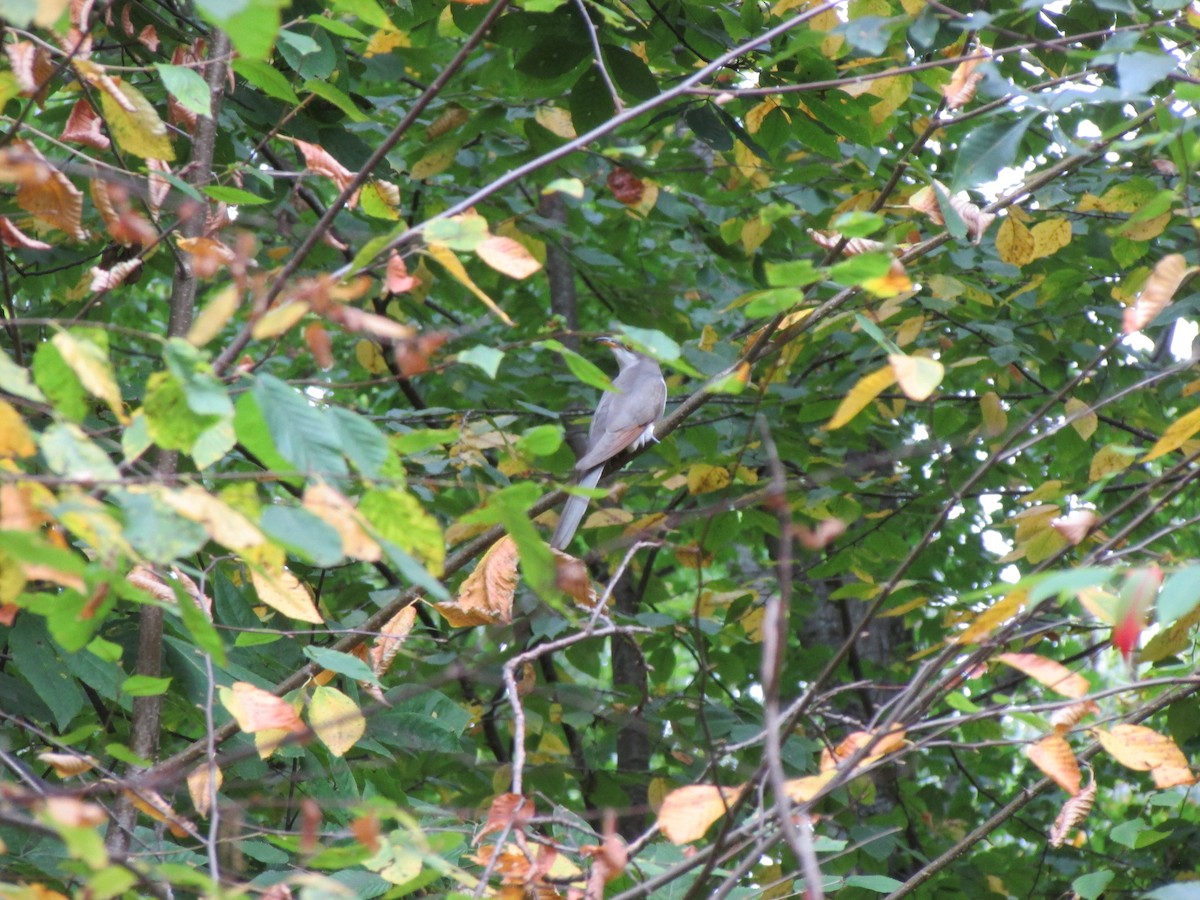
[146,159,171,217]
[138,24,159,52]
[330,304,415,342]
[6,41,54,97]
[62,100,110,150]
[1124,254,1190,334]
[995,652,1090,699]
[1026,733,1082,795]
[305,322,334,369]
[941,52,986,109]
[1050,700,1099,733]
[125,788,194,838]
[386,252,420,293]
[292,138,359,205]
[89,258,142,292]
[657,783,745,844]
[436,535,518,626]
[552,549,601,608]
[0,141,86,240]
[476,792,535,843]
[1048,779,1096,847]
[793,518,847,550]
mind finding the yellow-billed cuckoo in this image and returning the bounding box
[551,339,667,550]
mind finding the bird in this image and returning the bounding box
[550,338,667,551]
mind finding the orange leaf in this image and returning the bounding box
[475,235,542,279]
[1049,779,1096,847]
[1124,253,1189,334]
[436,535,518,626]
[657,783,746,844]
[219,682,305,734]
[477,793,535,842]
[1026,733,1082,795]
[941,51,986,109]
[62,100,111,150]
[995,652,1090,699]
[302,483,381,562]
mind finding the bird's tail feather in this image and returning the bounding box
[550,465,604,550]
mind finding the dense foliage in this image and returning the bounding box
[2,0,1200,897]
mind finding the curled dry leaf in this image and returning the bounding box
[62,100,110,150]
[657,783,746,844]
[6,41,53,97]
[436,534,518,626]
[89,258,142,292]
[580,811,628,888]
[0,217,51,250]
[1049,778,1096,847]
[177,236,236,278]
[186,763,223,817]
[1026,733,1082,795]
[552,548,601,608]
[0,141,87,241]
[125,788,195,838]
[37,751,98,777]
[1050,700,1099,733]
[941,49,988,109]
[995,652,1090,699]
[91,180,157,246]
[607,167,645,205]
[1123,253,1190,334]
[146,159,171,218]
[808,229,909,279]
[369,604,417,680]
[1051,510,1099,546]
[909,181,995,243]
[476,792,535,843]
[291,138,360,206]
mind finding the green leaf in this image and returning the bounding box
[121,675,173,697]
[9,616,85,730]
[1117,52,1178,99]
[39,422,119,482]
[829,252,894,286]
[195,0,286,60]
[232,58,300,103]
[303,645,381,687]
[844,875,905,893]
[203,185,271,205]
[304,79,368,122]
[32,341,88,422]
[517,424,563,457]
[329,0,393,28]
[765,259,823,288]
[1073,870,1114,900]
[1157,564,1200,624]
[360,487,444,574]
[538,340,615,392]
[0,347,45,402]
[156,64,212,118]
[260,506,344,567]
[424,215,489,251]
[457,345,505,378]
[951,114,1035,189]
[254,374,348,479]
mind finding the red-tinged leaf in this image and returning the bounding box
[0,217,51,250]
[1113,566,1162,660]
[291,138,359,205]
[62,99,110,150]
[1051,510,1098,546]
[476,793,535,842]
[941,50,987,109]
[608,167,644,205]
[386,252,419,293]
[5,41,53,97]
[138,24,159,52]
[305,322,334,369]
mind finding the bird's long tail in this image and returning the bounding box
[550,465,604,550]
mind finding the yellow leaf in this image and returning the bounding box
[657,783,746,844]
[1119,210,1171,241]
[980,391,1007,437]
[37,751,98,778]
[782,770,835,803]
[741,217,771,254]
[825,364,897,430]
[954,589,1028,644]
[996,215,1034,266]
[51,331,126,423]
[686,464,731,495]
[249,566,323,623]
[1029,218,1072,260]
[0,400,36,458]
[1090,444,1135,481]
[1026,734,1081,795]
[97,77,174,161]
[1142,405,1200,462]
[309,685,365,757]
[251,301,309,340]
[426,242,514,326]
[355,339,388,374]
[894,314,924,347]
[475,235,542,279]
[158,486,264,550]
[186,764,223,817]
[187,284,240,347]
[1095,724,1194,787]
[218,682,305,734]
[889,354,943,401]
[1064,398,1098,440]
[996,652,1090,699]
[410,142,460,179]
[534,106,575,138]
